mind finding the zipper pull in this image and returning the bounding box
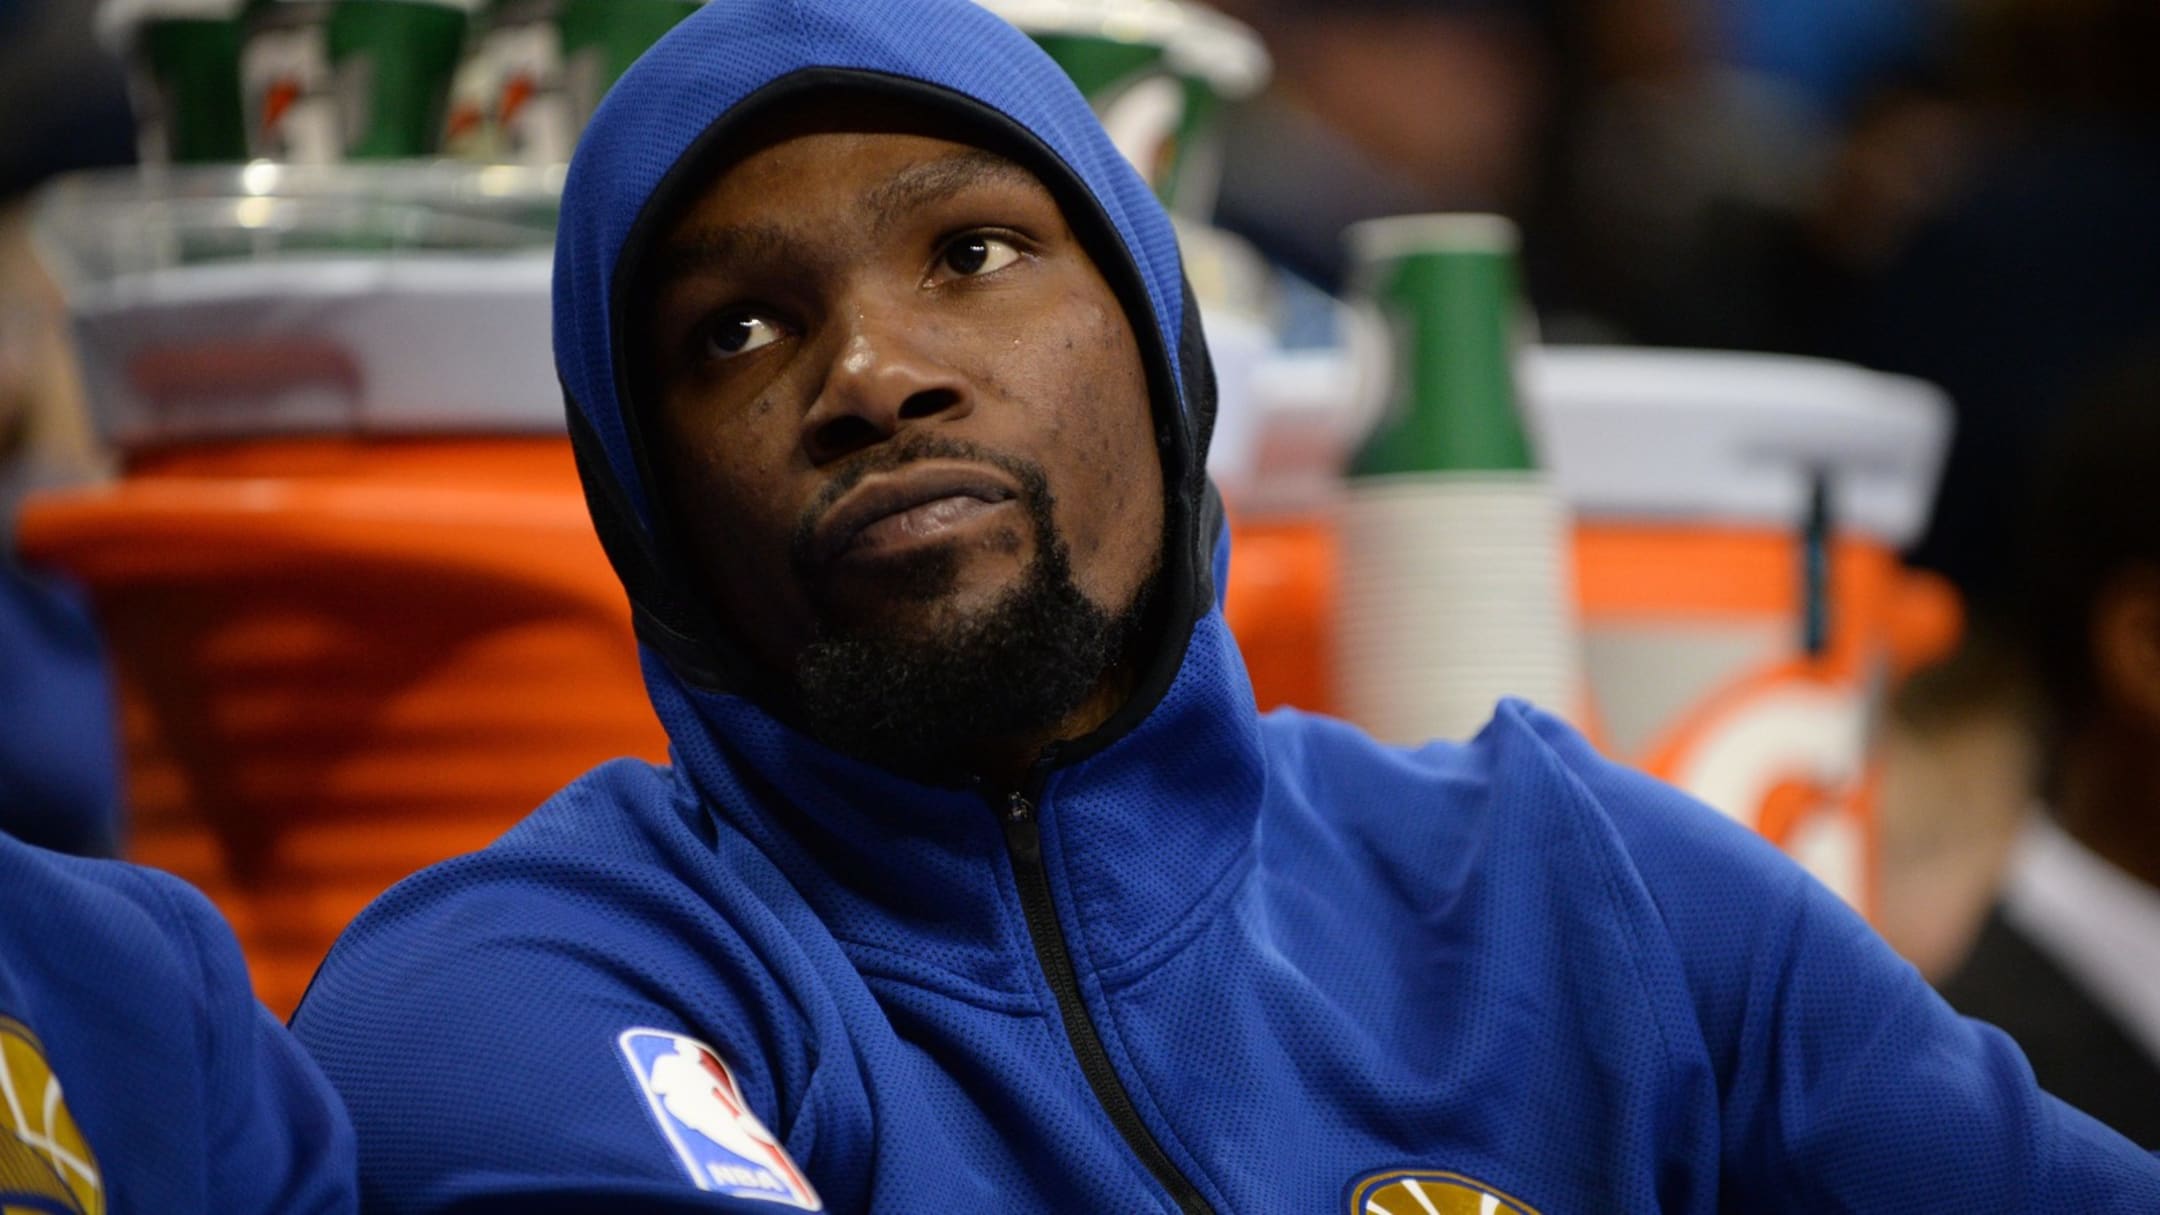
[1001,792,1042,864]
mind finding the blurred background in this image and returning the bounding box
[4,0,2156,1146]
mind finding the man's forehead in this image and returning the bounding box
[675,84,1047,218]
[859,146,1041,232]
[655,134,1048,280]
[704,137,1034,217]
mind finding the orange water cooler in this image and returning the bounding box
[22,165,667,1015]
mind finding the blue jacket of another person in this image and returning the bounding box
[290,1,2160,1210]
[0,565,119,856]
[0,831,356,1213]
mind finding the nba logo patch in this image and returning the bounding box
[617,1028,822,1210]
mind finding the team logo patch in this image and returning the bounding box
[1349,1168,1540,1215]
[617,1028,821,1210]
[0,1015,104,1215]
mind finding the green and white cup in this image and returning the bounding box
[978,0,1267,218]
[444,0,701,163]
[101,0,251,164]
[241,0,471,162]
[1336,214,1584,744]
[1346,214,1534,479]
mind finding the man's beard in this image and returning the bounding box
[785,441,1158,784]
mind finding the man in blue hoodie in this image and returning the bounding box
[291,1,2160,1210]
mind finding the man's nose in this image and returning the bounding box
[800,309,972,464]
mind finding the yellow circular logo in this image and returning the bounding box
[0,1016,104,1215]
[1350,1169,1540,1215]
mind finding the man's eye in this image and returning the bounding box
[700,312,784,360]
[938,234,1022,279]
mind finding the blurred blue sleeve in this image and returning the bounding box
[0,563,121,855]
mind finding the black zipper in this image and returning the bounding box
[998,785,1213,1214]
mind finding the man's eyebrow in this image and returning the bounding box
[862,148,1039,237]
[646,149,1037,296]
[648,222,801,296]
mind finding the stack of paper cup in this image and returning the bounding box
[1336,475,1578,743]
[240,0,472,163]
[443,0,707,163]
[1336,214,1583,745]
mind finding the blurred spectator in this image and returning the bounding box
[1934,345,2160,1149]
[1,0,131,855]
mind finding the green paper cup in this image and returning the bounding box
[979,0,1267,217]
[1344,213,1535,479]
[241,0,470,162]
[101,0,251,164]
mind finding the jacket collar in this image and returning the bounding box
[652,610,1266,989]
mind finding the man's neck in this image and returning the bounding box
[975,665,1137,797]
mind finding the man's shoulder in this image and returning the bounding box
[292,755,801,1069]
[491,754,698,858]
[1258,697,1815,963]
[350,756,695,906]
[287,760,809,1210]
[299,758,727,1001]
[1264,698,1785,865]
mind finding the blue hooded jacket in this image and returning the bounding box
[0,567,119,856]
[290,1,2160,1211]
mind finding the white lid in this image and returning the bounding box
[974,0,1271,97]
[1345,213,1518,268]
[1522,346,1952,546]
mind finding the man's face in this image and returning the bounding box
[643,105,1166,768]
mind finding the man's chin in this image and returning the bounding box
[813,551,1031,629]
[788,545,1137,784]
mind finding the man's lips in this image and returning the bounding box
[809,460,1023,566]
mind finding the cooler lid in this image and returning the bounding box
[1524,346,1952,547]
[37,163,566,446]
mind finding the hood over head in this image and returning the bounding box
[555,0,1228,775]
